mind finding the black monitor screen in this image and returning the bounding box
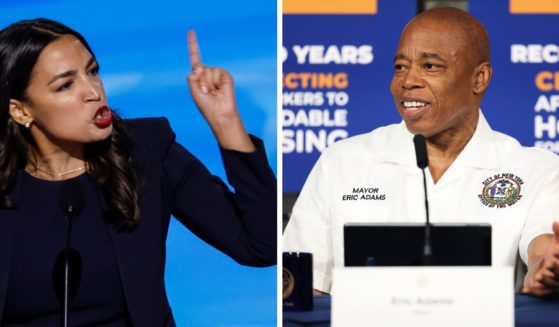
[344,223,491,267]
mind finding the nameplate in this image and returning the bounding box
[331,267,513,327]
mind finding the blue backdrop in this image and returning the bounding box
[470,0,559,152]
[282,0,417,192]
[0,1,277,326]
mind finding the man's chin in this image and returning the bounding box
[403,120,433,137]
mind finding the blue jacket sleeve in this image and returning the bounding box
[161,125,277,267]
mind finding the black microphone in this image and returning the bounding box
[59,179,85,217]
[413,134,432,266]
[58,179,84,327]
[413,134,428,169]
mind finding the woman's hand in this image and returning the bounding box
[186,30,255,152]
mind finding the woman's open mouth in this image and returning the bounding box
[93,106,112,128]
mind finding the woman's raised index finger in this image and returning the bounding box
[188,30,202,70]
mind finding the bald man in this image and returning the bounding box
[283,7,559,297]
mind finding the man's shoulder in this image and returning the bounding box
[492,129,559,168]
[517,145,559,168]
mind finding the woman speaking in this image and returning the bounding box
[0,18,276,326]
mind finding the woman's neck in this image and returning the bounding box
[26,145,87,181]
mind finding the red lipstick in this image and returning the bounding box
[94,106,112,128]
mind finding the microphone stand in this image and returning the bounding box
[413,134,433,266]
[62,208,76,327]
[420,168,432,265]
[58,179,84,327]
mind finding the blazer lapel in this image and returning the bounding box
[100,186,162,327]
[92,186,143,325]
[105,223,141,326]
[0,172,24,319]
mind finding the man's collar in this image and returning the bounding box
[378,110,501,170]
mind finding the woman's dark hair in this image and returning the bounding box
[0,18,140,229]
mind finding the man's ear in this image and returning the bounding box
[473,62,492,95]
[9,99,34,127]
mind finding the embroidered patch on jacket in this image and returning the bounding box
[478,173,523,208]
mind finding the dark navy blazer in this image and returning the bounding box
[0,118,277,326]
